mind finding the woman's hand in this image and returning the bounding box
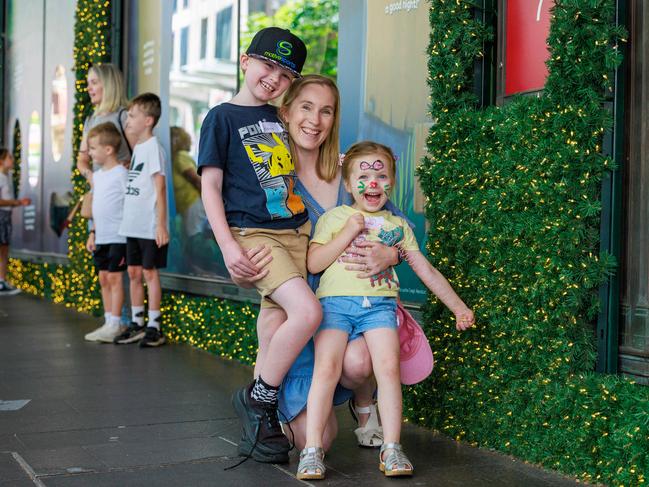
[340,240,399,278]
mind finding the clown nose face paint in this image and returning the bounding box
[346,152,394,213]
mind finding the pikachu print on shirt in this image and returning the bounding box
[238,119,304,219]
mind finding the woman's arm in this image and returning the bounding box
[340,240,399,278]
[76,134,93,181]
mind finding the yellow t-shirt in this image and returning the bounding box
[172,150,200,214]
[311,205,419,298]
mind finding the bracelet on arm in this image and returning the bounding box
[396,245,407,265]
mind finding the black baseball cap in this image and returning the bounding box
[245,27,307,78]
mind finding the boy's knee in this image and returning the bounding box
[142,268,158,282]
[107,272,122,285]
[127,266,142,280]
[98,271,110,288]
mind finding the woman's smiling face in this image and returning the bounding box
[282,83,336,153]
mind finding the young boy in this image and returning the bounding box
[83,123,128,342]
[0,148,30,296]
[114,93,169,348]
[199,27,321,463]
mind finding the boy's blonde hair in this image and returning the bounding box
[128,92,162,126]
[89,64,128,114]
[342,141,397,183]
[170,126,191,154]
[87,122,122,153]
[280,75,340,183]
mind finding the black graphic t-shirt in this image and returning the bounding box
[197,103,307,230]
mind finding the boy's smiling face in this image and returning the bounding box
[345,153,393,213]
[240,55,295,103]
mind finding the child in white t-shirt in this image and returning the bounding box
[84,123,129,342]
[114,93,169,348]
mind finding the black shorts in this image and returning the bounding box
[126,238,168,270]
[93,243,127,272]
[0,211,11,246]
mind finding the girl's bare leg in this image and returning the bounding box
[286,407,338,452]
[340,336,376,427]
[304,329,348,448]
[363,328,402,444]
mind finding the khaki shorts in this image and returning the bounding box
[231,221,311,309]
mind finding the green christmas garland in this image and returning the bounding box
[9,1,649,485]
[410,1,647,485]
[12,120,21,197]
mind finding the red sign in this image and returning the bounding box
[505,0,554,96]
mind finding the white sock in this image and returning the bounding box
[104,312,112,323]
[148,310,161,330]
[108,315,121,327]
[132,306,145,327]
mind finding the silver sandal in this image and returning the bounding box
[379,442,413,477]
[296,446,325,480]
[350,400,384,448]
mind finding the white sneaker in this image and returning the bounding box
[94,323,122,343]
[84,323,110,342]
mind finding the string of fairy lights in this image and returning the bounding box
[408,1,647,486]
[8,1,648,485]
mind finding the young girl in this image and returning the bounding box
[0,149,30,295]
[297,141,475,479]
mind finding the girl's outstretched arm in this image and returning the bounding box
[405,249,475,330]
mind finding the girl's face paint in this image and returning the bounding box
[345,152,393,212]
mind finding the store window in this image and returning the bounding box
[50,65,67,162]
[27,111,41,188]
[215,7,233,60]
[165,0,340,281]
[496,0,553,104]
[180,26,189,68]
[200,17,208,60]
[620,1,649,384]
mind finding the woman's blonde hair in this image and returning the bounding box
[280,75,340,183]
[89,63,127,114]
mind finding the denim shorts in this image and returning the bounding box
[318,296,397,340]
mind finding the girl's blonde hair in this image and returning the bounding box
[342,141,397,183]
[170,126,192,155]
[280,75,340,182]
[89,63,128,114]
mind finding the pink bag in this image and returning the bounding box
[397,302,434,385]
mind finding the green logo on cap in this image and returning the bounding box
[277,41,293,57]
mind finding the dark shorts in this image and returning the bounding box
[0,211,12,246]
[126,238,168,270]
[93,243,127,272]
